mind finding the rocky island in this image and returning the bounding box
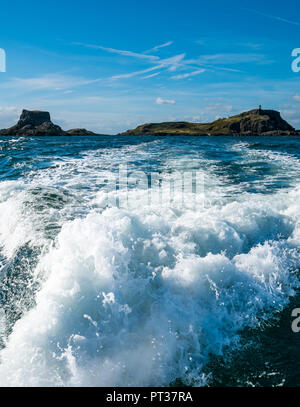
[120,108,297,137]
[0,109,102,137]
[0,107,298,137]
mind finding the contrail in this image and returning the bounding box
[244,8,300,27]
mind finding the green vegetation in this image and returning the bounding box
[120,108,295,136]
[66,128,97,136]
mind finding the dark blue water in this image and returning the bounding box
[0,135,300,386]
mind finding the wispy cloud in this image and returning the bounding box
[245,8,300,27]
[74,42,189,79]
[142,72,161,79]
[73,42,158,61]
[156,97,176,105]
[159,53,186,71]
[183,52,270,73]
[73,41,249,82]
[171,69,205,80]
[0,74,101,91]
[109,54,186,80]
[110,65,163,80]
[194,53,268,64]
[0,106,21,128]
[144,41,173,53]
[240,42,263,50]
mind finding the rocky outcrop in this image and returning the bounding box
[0,110,106,137]
[224,109,294,135]
[0,108,297,137]
[66,128,98,136]
[18,110,51,127]
[0,110,65,136]
[120,108,297,136]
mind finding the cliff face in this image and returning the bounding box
[219,109,294,135]
[0,108,297,137]
[18,110,51,127]
[120,109,296,136]
[0,110,101,136]
[0,110,65,136]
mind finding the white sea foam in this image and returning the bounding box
[0,140,300,386]
[0,186,299,385]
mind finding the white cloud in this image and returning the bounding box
[194,53,267,64]
[159,54,186,71]
[293,94,300,102]
[241,42,263,50]
[74,41,247,82]
[245,8,300,27]
[1,74,101,91]
[74,42,158,61]
[144,41,173,53]
[142,72,161,79]
[110,65,163,80]
[171,69,205,80]
[110,54,186,80]
[156,97,176,105]
[0,106,21,128]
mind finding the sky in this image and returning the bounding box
[0,0,300,133]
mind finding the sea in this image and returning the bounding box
[0,134,300,387]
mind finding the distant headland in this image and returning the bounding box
[119,108,298,137]
[0,107,298,137]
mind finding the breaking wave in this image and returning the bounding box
[0,135,300,386]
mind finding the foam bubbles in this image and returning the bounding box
[0,189,300,386]
[1,138,300,386]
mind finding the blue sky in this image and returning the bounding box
[0,0,300,133]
